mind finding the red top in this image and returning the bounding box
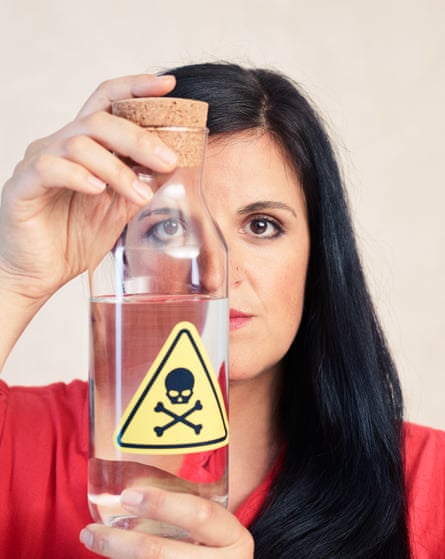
[0,379,444,558]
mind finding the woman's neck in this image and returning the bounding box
[227,365,283,511]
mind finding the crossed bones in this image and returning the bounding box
[154,400,203,437]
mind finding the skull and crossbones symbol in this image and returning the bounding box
[154,367,203,437]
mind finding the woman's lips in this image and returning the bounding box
[229,309,252,330]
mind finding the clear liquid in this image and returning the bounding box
[89,295,229,536]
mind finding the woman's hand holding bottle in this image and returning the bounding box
[0,74,177,368]
[80,486,254,559]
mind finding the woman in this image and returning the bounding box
[0,62,444,559]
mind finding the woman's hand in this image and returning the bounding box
[0,73,177,304]
[79,487,254,558]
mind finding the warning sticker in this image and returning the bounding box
[114,321,229,455]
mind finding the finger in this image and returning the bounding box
[9,151,153,209]
[120,487,248,548]
[9,154,108,201]
[9,113,177,207]
[80,523,193,559]
[56,134,157,204]
[74,110,177,173]
[77,74,176,118]
[80,521,254,559]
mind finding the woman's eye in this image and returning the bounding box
[245,217,283,238]
[145,218,186,243]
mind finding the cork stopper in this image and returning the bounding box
[112,97,208,127]
[112,97,208,166]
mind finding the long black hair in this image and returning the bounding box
[165,62,410,558]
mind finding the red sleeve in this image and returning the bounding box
[0,379,96,559]
[404,422,445,557]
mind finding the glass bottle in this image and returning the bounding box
[88,97,229,538]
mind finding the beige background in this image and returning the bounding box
[0,0,444,429]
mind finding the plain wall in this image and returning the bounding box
[1,0,444,429]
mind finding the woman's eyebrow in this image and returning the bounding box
[237,201,297,217]
[137,208,182,221]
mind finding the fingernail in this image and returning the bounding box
[155,146,178,167]
[158,74,175,82]
[88,175,107,191]
[132,179,153,202]
[121,489,144,506]
[79,528,94,549]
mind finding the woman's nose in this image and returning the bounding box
[227,246,244,288]
[196,245,227,295]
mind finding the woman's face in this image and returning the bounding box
[204,131,310,382]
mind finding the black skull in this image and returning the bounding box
[165,367,194,404]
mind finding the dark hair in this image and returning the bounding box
[165,62,410,558]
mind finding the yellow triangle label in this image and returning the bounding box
[114,321,229,455]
